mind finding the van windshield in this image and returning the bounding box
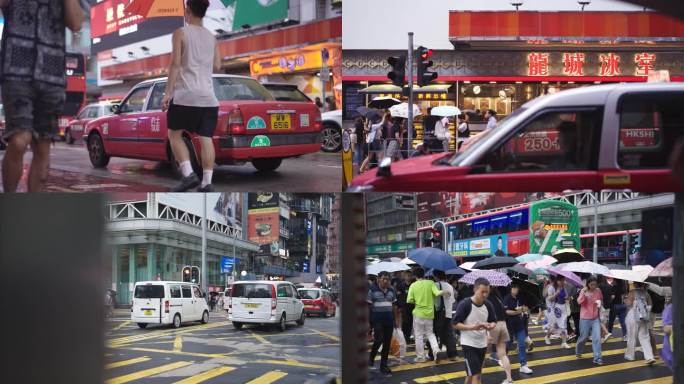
[232,284,272,299]
[134,285,164,299]
[298,289,320,299]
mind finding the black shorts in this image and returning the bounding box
[167,101,219,138]
[462,345,486,376]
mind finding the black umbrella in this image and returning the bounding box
[355,106,382,123]
[552,248,585,263]
[508,265,534,277]
[368,96,401,109]
[646,276,672,286]
[473,256,519,270]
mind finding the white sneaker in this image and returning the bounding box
[544,336,551,345]
[623,336,628,342]
[602,334,611,343]
[501,380,514,384]
[414,357,427,363]
[520,365,534,374]
[561,342,572,349]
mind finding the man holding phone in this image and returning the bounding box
[454,278,497,384]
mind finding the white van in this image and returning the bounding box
[131,281,209,329]
[227,281,305,332]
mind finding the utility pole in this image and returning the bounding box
[201,194,207,294]
[593,192,599,263]
[407,32,414,152]
[674,193,683,383]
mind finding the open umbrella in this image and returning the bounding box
[366,261,410,275]
[608,265,653,282]
[647,257,672,285]
[605,264,631,270]
[516,254,545,263]
[408,247,458,271]
[552,248,584,263]
[368,96,401,109]
[546,266,583,287]
[459,261,478,271]
[400,257,417,265]
[444,267,467,276]
[389,103,422,119]
[558,261,611,276]
[522,255,558,269]
[459,270,512,287]
[473,256,519,270]
[126,0,227,18]
[430,106,462,117]
[508,265,534,277]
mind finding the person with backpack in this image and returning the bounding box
[623,282,655,364]
[431,270,458,361]
[597,276,614,343]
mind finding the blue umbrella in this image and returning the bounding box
[427,267,467,277]
[408,247,458,271]
[515,254,545,263]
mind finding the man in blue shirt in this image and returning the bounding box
[367,271,398,375]
[503,283,534,375]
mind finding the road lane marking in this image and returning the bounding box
[245,371,288,384]
[173,335,183,352]
[413,344,662,382]
[105,361,191,384]
[173,366,236,384]
[630,377,673,384]
[112,321,131,331]
[308,328,340,342]
[249,331,271,344]
[514,360,662,384]
[255,359,326,369]
[105,356,150,370]
[114,346,227,359]
[107,321,229,346]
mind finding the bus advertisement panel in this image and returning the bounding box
[528,200,579,255]
[448,234,509,258]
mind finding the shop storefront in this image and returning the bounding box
[343,11,684,143]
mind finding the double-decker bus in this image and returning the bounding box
[58,52,87,140]
[580,229,641,264]
[417,200,580,261]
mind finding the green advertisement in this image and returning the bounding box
[222,0,289,31]
[367,242,416,254]
[528,200,579,255]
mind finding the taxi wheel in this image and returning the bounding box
[88,133,110,168]
[137,323,148,329]
[233,322,243,330]
[252,158,283,173]
[172,314,181,329]
[297,311,305,326]
[65,129,75,145]
[278,314,287,332]
[201,310,209,324]
[321,123,342,152]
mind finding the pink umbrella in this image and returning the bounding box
[650,257,672,277]
[546,266,583,287]
[524,255,557,270]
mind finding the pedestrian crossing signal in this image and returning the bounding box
[417,46,438,87]
[387,55,406,87]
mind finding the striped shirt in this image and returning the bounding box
[367,283,396,323]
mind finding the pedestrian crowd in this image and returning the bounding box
[352,108,497,173]
[367,265,673,384]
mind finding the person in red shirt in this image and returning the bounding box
[575,276,604,365]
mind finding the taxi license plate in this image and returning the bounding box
[304,305,314,309]
[271,114,291,130]
[144,310,153,316]
[243,303,260,309]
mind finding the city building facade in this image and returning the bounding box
[365,193,417,260]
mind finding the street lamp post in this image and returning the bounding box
[593,192,599,264]
[201,194,207,294]
[407,32,414,152]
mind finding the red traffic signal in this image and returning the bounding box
[420,48,433,60]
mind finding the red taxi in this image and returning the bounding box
[84,75,322,173]
[297,288,336,317]
[65,102,116,144]
[350,83,684,192]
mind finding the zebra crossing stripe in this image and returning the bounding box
[105,356,150,370]
[105,361,192,384]
[245,371,288,384]
[514,360,663,384]
[173,366,236,384]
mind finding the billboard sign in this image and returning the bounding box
[214,0,289,33]
[90,0,184,54]
[529,200,579,255]
[448,234,508,257]
[248,193,280,245]
[156,193,242,229]
[221,256,236,274]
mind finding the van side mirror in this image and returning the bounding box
[110,104,120,114]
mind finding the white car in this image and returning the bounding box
[227,281,305,332]
[321,109,342,152]
[131,281,209,329]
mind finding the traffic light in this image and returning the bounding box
[416,46,438,87]
[430,223,444,250]
[182,266,192,282]
[387,55,406,87]
[182,266,200,284]
[191,266,200,284]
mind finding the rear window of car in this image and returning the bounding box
[298,289,320,299]
[134,285,164,299]
[265,86,312,102]
[232,283,272,298]
[213,77,274,102]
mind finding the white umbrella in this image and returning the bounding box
[366,261,411,275]
[558,261,610,276]
[608,268,651,282]
[400,257,417,265]
[389,103,422,119]
[430,106,462,117]
[460,261,479,271]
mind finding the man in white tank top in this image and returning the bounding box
[162,0,221,192]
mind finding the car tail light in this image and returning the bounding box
[313,114,322,131]
[271,285,277,311]
[165,300,170,313]
[315,299,322,308]
[227,108,244,134]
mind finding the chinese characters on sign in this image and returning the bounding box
[526,52,657,77]
[528,53,549,76]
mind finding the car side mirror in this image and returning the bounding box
[376,157,393,177]
[110,104,120,114]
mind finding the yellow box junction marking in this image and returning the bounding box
[173,366,236,384]
[105,356,150,370]
[245,371,288,384]
[105,361,191,384]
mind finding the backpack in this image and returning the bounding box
[634,291,650,322]
[648,290,665,314]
